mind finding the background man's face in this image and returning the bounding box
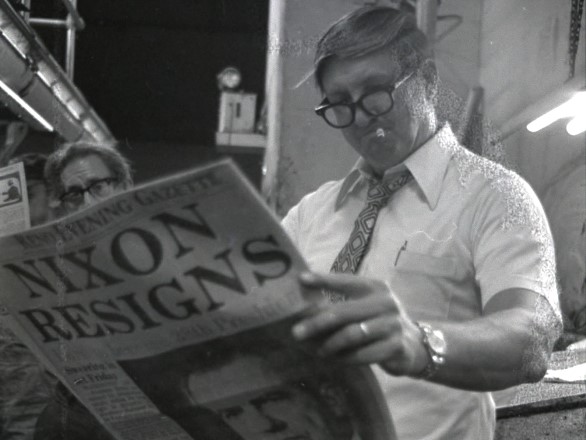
[320,49,435,175]
[60,154,121,213]
[187,355,338,440]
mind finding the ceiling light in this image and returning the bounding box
[566,113,586,136]
[527,90,586,133]
[0,78,54,132]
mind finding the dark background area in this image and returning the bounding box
[20,0,269,186]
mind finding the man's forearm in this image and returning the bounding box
[408,294,561,391]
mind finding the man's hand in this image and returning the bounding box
[291,271,428,377]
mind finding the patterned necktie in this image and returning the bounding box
[330,171,412,274]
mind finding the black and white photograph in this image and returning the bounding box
[119,323,393,440]
[0,1,584,440]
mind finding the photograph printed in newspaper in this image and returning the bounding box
[0,161,30,237]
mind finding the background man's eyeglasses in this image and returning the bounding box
[315,72,413,129]
[60,177,118,205]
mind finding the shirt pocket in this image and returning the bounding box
[391,251,470,319]
[394,250,467,281]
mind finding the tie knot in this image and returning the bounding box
[366,171,411,207]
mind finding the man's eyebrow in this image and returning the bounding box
[250,390,293,407]
[64,177,110,192]
[63,185,83,193]
[326,76,400,101]
[217,405,243,417]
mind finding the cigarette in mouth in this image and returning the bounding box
[376,128,385,137]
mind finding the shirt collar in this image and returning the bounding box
[335,124,456,210]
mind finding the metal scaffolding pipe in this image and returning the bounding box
[0,0,114,142]
[27,0,83,78]
[28,17,67,28]
[65,14,76,78]
[60,0,84,30]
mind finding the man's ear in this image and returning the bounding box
[319,383,349,417]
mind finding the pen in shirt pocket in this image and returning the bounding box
[394,240,408,266]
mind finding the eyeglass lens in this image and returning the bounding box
[323,90,394,128]
[62,178,116,204]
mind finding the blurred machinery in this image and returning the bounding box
[215,66,266,152]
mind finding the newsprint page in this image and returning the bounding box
[0,160,395,440]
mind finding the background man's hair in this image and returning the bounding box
[44,141,133,199]
[314,6,434,91]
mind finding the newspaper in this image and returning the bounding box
[0,161,30,237]
[0,159,395,440]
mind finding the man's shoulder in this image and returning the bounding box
[445,148,546,229]
[294,179,345,210]
[448,147,535,201]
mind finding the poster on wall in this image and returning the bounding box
[0,161,30,237]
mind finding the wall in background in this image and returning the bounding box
[479,0,585,195]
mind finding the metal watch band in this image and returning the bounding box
[413,321,446,380]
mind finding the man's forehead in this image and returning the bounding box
[321,51,402,94]
[62,154,111,186]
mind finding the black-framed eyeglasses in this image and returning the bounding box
[59,177,119,205]
[314,72,414,128]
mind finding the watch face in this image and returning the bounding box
[429,330,447,355]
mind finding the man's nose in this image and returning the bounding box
[353,106,375,128]
[251,409,287,434]
[82,191,98,207]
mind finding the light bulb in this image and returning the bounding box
[566,114,586,136]
[217,67,242,91]
[527,91,586,133]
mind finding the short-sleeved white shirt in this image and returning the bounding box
[282,125,560,440]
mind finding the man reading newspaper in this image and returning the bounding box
[283,6,562,440]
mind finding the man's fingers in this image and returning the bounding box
[292,297,393,340]
[299,271,389,300]
[317,316,396,355]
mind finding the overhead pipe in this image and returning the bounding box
[0,0,113,143]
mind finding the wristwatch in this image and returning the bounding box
[413,321,447,379]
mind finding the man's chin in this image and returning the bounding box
[362,155,398,175]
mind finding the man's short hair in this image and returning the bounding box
[8,152,47,182]
[314,6,435,91]
[44,141,132,199]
